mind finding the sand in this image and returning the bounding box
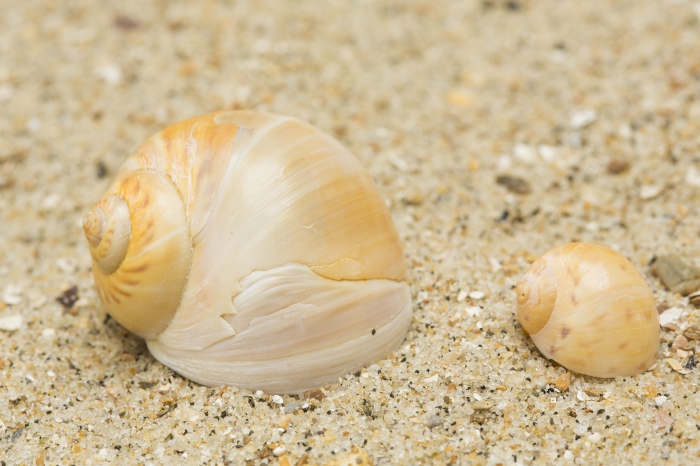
[2,0,700,464]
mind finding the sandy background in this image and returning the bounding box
[2,0,700,464]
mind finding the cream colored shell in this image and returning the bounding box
[516,242,659,378]
[82,111,412,394]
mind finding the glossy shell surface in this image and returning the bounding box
[516,242,659,378]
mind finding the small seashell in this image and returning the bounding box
[516,243,659,377]
[0,314,22,331]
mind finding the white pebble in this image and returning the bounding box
[659,307,684,328]
[538,144,557,163]
[497,154,511,172]
[423,374,438,383]
[465,306,481,317]
[570,109,597,129]
[47,370,55,377]
[587,432,602,443]
[473,393,483,401]
[563,450,575,460]
[686,167,700,187]
[42,328,56,337]
[655,395,667,406]
[456,290,468,302]
[272,445,286,456]
[42,193,61,210]
[3,284,22,305]
[0,314,22,331]
[94,63,123,85]
[513,143,537,163]
[576,390,589,402]
[639,184,664,200]
[272,395,284,404]
[469,291,485,300]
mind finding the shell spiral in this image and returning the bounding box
[83,111,412,393]
[515,243,659,378]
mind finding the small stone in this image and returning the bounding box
[277,416,291,429]
[465,306,481,317]
[303,389,326,401]
[472,400,494,410]
[617,416,629,425]
[665,358,690,375]
[456,290,468,302]
[671,335,689,351]
[272,445,286,456]
[0,314,22,331]
[576,391,589,402]
[685,326,700,340]
[513,143,537,163]
[587,432,602,443]
[284,401,303,414]
[654,395,667,406]
[563,450,574,460]
[423,414,443,428]
[272,395,284,404]
[469,291,485,300]
[496,175,531,194]
[56,286,79,310]
[607,159,630,174]
[686,167,700,187]
[3,284,22,305]
[658,307,684,329]
[651,255,700,296]
[639,184,664,200]
[688,291,700,308]
[537,144,557,163]
[470,412,486,424]
[654,409,673,429]
[570,109,597,129]
[72,444,85,455]
[94,64,123,85]
[41,328,56,338]
[554,372,572,391]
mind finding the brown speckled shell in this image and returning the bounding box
[516,243,660,378]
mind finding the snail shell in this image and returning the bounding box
[83,111,412,393]
[516,242,659,378]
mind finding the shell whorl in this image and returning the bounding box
[516,259,558,336]
[84,170,192,340]
[83,195,131,275]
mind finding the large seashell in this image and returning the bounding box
[83,111,412,393]
[516,242,659,378]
